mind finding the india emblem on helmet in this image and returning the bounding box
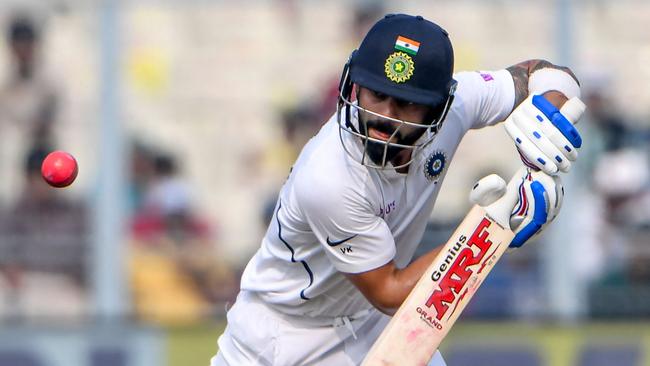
[385,51,415,83]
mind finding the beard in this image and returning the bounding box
[357,114,426,166]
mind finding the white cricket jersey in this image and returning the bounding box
[240,70,515,318]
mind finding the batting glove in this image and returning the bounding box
[504,95,586,175]
[469,167,564,248]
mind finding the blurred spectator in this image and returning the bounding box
[129,151,237,325]
[0,13,59,204]
[127,140,157,214]
[581,88,650,318]
[315,2,386,123]
[584,88,650,232]
[593,149,649,227]
[585,89,629,153]
[131,152,205,241]
[260,3,386,225]
[0,145,89,321]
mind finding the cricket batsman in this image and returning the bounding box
[211,13,584,365]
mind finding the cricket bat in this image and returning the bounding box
[362,205,515,366]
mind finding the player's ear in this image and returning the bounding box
[353,84,362,102]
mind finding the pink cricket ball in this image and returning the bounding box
[41,151,79,188]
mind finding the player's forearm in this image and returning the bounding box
[353,245,446,315]
[386,245,447,306]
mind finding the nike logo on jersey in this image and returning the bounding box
[326,234,357,247]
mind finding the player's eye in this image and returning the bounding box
[396,99,416,108]
[370,90,387,100]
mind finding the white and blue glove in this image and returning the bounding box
[470,167,563,248]
[504,95,586,175]
[508,168,563,247]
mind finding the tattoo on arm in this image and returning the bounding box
[506,62,531,108]
[506,59,580,108]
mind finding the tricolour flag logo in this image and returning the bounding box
[394,36,420,55]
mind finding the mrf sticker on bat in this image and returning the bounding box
[418,217,500,328]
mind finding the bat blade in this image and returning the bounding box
[362,205,514,366]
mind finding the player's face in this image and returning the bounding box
[357,87,431,165]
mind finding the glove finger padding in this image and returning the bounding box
[512,111,572,173]
[504,95,585,175]
[509,169,563,248]
[528,171,563,222]
[504,119,558,175]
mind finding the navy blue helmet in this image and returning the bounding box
[338,14,457,169]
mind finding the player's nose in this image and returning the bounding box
[375,97,400,120]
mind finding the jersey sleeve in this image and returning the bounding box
[294,169,396,274]
[453,69,515,130]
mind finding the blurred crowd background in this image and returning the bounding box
[0,1,648,365]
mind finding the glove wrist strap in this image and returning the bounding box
[529,68,581,99]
